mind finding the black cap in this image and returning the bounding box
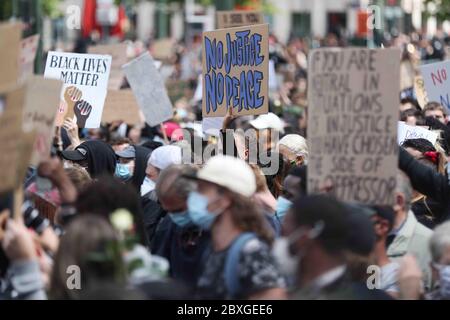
[61,147,88,161]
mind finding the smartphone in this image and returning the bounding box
[36,175,53,194]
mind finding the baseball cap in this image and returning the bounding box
[278,134,309,158]
[193,155,256,197]
[61,146,88,162]
[148,145,182,170]
[115,146,135,159]
[249,112,285,133]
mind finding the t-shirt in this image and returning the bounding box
[196,236,286,299]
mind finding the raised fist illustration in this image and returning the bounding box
[63,86,82,115]
[74,100,92,128]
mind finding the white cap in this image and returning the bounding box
[278,134,309,161]
[196,155,256,197]
[148,145,182,170]
[249,112,284,133]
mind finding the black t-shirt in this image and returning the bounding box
[196,236,286,299]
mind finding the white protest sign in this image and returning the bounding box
[44,51,112,128]
[420,60,450,112]
[307,48,400,205]
[122,52,173,127]
[202,116,223,137]
[397,122,438,146]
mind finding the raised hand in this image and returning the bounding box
[63,86,82,116]
[73,100,92,128]
[62,117,80,148]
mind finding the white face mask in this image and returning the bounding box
[272,221,325,277]
[434,263,450,298]
[140,176,155,196]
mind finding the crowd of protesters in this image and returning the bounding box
[1,28,450,300]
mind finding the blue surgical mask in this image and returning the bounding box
[187,191,219,230]
[276,196,293,221]
[115,163,132,181]
[169,211,192,227]
[140,176,155,196]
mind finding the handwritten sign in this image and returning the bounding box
[420,60,450,112]
[307,48,400,205]
[22,76,62,165]
[102,89,142,125]
[216,10,264,29]
[414,76,428,109]
[19,34,40,84]
[397,121,438,146]
[88,43,127,90]
[202,24,269,117]
[0,87,34,193]
[44,51,112,128]
[122,52,173,126]
[0,23,21,93]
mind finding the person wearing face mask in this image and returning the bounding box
[427,221,450,300]
[141,145,182,245]
[186,155,287,300]
[114,145,151,192]
[151,165,210,290]
[275,166,307,222]
[274,195,349,300]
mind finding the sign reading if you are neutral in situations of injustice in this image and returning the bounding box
[202,23,269,118]
[307,48,400,205]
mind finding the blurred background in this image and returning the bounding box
[1,0,449,73]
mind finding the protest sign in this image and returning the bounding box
[22,76,62,165]
[307,48,400,205]
[122,52,173,126]
[202,24,269,118]
[0,23,21,93]
[151,38,174,60]
[88,43,127,90]
[420,60,450,112]
[202,116,224,137]
[103,89,142,125]
[397,121,438,146]
[216,10,264,29]
[44,51,112,128]
[0,87,34,193]
[19,34,40,84]
[414,76,428,108]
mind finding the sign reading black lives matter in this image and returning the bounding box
[202,24,269,117]
[44,51,112,128]
[307,48,400,205]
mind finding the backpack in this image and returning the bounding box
[224,232,257,299]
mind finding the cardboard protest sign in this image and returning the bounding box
[102,89,142,125]
[420,60,450,112]
[414,76,428,109]
[202,24,269,118]
[19,34,40,84]
[0,23,22,93]
[0,87,34,193]
[397,121,438,146]
[122,52,173,126]
[307,48,400,205]
[88,43,127,90]
[44,51,112,128]
[151,38,174,60]
[216,10,264,29]
[22,76,62,165]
